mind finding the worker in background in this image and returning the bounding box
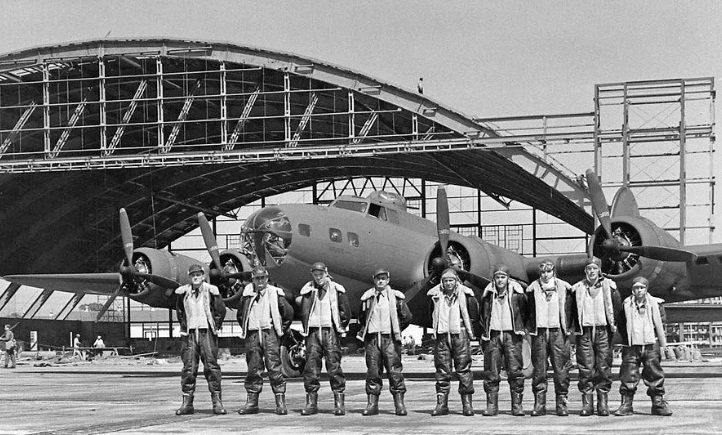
[357,267,413,416]
[614,276,672,416]
[236,266,294,415]
[174,264,227,415]
[299,262,351,416]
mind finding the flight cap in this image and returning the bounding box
[188,264,204,275]
[373,268,390,278]
[493,264,509,277]
[441,268,458,280]
[539,259,555,271]
[585,257,602,269]
[310,262,328,272]
[632,276,649,288]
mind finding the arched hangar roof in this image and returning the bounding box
[0,38,593,275]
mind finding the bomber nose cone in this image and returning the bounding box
[242,206,292,266]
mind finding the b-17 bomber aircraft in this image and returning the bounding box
[4,170,722,375]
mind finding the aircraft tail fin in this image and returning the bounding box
[610,186,640,218]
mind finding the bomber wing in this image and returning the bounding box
[3,273,121,295]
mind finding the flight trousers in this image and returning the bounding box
[531,327,570,396]
[576,326,612,394]
[482,330,524,394]
[180,328,222,396]
[618,344,666,397]
[434,330,474,395]
[244,329,286,394]
[303,327,346,393]
[364,333,406,396]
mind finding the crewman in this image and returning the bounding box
[174,264,227,415]
[236,266,294,415]
[479,265,527,417]
[357,268,413,416]
[427,268,479,416]
[614,276,672,416]
[299,262,351,416]
[569,257,621,417]
[525,259,573,416]
[1,324,16,368]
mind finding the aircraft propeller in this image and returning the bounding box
[96,209,181,321]
[197,212,252,282]
[585,169,695,263]
[405,186,490,301]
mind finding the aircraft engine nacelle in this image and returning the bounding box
[126,247,203,309]
[213,249,253,305]
[590,216,687,298]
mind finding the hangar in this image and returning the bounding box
[0,38,592,278]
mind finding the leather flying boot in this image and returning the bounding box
[431,393,449,416]
[614,394,634,416]
[511,391,525,416]
[597,391,609,416]
[461,394,474,416]
[651,395,673,416]
[392,392,407,416]
[580,393,594,416]
[237,392,259,415]
[275,393,288,415]
[301,392,318,415]
[555,394,569,416]
[333,392,345,416]
[482,392,499,416]
[531,391,546,417]
[175,394,194,415]
[362,394,379,416]
[211,392,226,415]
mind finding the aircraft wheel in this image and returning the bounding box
[280,331,306,378]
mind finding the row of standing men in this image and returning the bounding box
[171,257,672,418]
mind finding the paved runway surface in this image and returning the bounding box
[1,354,720,434]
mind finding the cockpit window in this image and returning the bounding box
[368,203,387,221]
[332,200,367,213]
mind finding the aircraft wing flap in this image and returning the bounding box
[2,273,121,295]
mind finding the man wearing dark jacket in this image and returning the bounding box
[236,266,294,415]
[357,268,413,416]
[174,264,227,415]
[525,259,573,416]
[299,262,351,416]
[479,264,528,417]
[427,268,479,416]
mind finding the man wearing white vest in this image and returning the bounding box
[427,268,479,417]
[358,268,413,416]
[174,264,227,416]
[299,262,351,416]
[570,257,621,417]
[614,276,672,417]
[236,266,294,415]
[525,259,573,417]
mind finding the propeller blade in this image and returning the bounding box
[403,274,436,305]
[119,208,134,267]
[455,269,490,289]
[197,212,222,270]
[619,245,696,262]
[134,272,181,290]
[225,271,253,281]
[437,185,450,256]
[96,285,123,322]
[585,169,613,239]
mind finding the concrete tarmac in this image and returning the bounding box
[1,355,720,434]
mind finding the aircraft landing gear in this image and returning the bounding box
[280,329,306,378]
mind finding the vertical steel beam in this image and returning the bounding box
[98,57,107,153]
[593,84,601,181]
[412,113,419,141]
[679,80,687,245]
[156,57,164,148]
[289,93,318,147]
[220,62,228,146]
[0,102,37,157]
[104,80,148,156]
[284,72,291,146]
[348,90,355,143]
[43,63,51,154]
[225,88,259,151]
[622,83,630,187]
